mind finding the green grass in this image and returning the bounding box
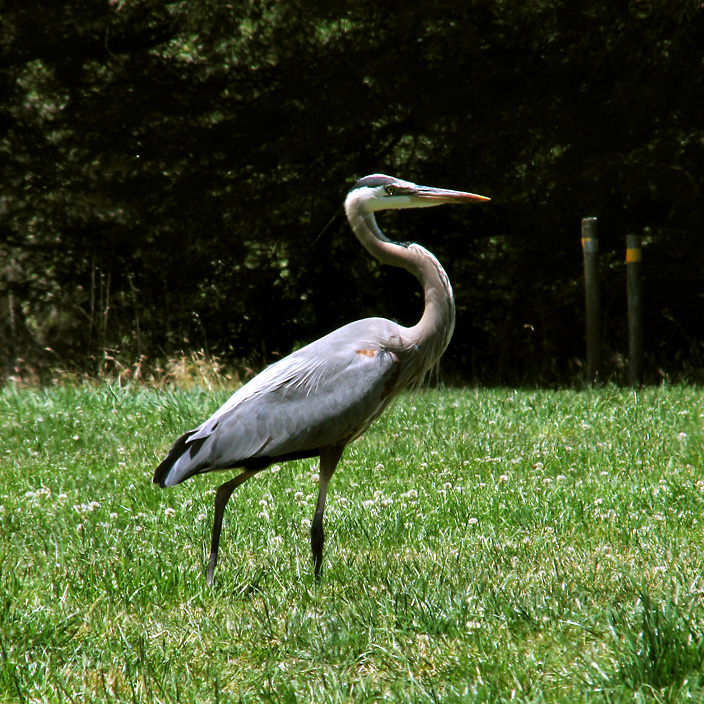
[2,383,704,702]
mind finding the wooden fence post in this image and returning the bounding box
[581,217,601,385]
[626,234,643,386]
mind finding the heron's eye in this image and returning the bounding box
[385,185,395,196]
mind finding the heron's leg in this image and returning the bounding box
[310,445,344,582]
[207,469,258,585]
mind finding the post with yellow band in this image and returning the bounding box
[581,217,601,385]
[626,234,643,386]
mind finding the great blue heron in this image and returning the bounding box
[154,174,489,583]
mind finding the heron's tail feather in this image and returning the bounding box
[153,431,209,488]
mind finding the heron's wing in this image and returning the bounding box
[154,319,403,487]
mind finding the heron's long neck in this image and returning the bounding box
[346,207,455,367]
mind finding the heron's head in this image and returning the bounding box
[346,174,490,213]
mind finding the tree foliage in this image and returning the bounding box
[2,0,703,384]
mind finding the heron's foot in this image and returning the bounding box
[311,520,324,583]
[206,554,217,586]
[313,556,323,583]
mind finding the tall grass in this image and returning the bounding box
[1,383,703,702]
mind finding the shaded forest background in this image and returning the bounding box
[2,0,703,386]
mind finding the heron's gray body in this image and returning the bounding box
[153,174,489,583]
[156,317,410,488]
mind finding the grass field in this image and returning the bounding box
[1,382,704,702]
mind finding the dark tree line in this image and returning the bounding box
[2,0,703,385]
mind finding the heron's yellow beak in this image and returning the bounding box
[413,185,490,203]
